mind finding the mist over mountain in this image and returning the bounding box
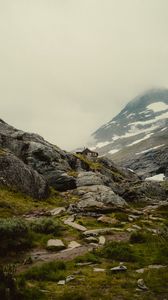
[90,88,168,178]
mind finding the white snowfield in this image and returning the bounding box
[136,144,165,155]
[96,141,110,148]
[108,148,120,154]
[147,102,168,113]
[146,173,165,181]
[127,133,153,147]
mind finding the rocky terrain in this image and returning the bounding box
[0,119,168,299]
[90,89,168,180]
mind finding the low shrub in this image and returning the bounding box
[75,252,100,264]
[100,241,136,262]
[23,261,66,281]
[30,217,62,235]
[129,231,150,243]
[0,218,32,254]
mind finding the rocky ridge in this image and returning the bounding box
[0,119,167,209]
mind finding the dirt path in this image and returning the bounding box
[16,244,94,274]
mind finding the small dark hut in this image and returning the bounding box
[76,148,98,158]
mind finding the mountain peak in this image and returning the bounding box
[90,89,168,178]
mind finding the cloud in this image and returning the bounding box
[0,0,168,149]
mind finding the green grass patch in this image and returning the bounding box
[22,261,66,282]
[100,241,136,262]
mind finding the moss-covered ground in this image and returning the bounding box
[0,186,168,299]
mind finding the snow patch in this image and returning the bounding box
[108,149,120,154]
[127,133,153,147]
[136,144,165,155]
[96,141,110,148]
[147,102,168,113]
[146,173,165,181]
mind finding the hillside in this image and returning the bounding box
[0,119,168,299]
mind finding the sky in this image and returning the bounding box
[1,0,168,150]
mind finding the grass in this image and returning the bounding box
[100,241,136,262]
[74,153,102,171]
[0,186,78,218]
[23,261,66,282]
[29,217,62,235]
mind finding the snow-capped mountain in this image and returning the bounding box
[90,89,168,178]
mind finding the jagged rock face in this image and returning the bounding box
[0,119,76,192]
[72,171,127,212]
[90,89,168,179]
[0,119,167,206]
[121,145,168,179]
[0,149,49,199]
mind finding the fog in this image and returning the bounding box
[1,0,168,150]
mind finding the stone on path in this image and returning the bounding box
[93,268,105,272]
[50,207,66,216]
[136,265,166,273]
[47,239,65,251]
[66,275,75,283]
[64,219,87,232]
[57,280,66,285]
[85,236,98,243]
[68,241,81,249]
[83,227,123,236]
[132,225,142,230]
[97,215,118,225]
[99,236,106,245]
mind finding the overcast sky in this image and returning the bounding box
[1,0,168,150]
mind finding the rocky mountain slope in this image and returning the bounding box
[0,118,167,209]
[91,89,168,179]
[0,119,168,299]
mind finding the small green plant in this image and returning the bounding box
[100,241,136,262]
[75,252,100,264]
[129,231,149,243]
[23,261,66,282]
[30,217,62,235]
[0,218,32,254]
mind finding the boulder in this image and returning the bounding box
[47,239,65,251]
[0,149,49,199]
[0,119,76,192]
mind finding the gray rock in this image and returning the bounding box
[137,279,148,291]
[77,171,103,187]
[66,275,75,283]
[110,264,127,272]
[0,149,48,199]
[93,268,105,272]
[98,236,106,245]
[47,239,65,251]
[50,207,66,216]
[68,241,81,249]
[0,119,76,192]
[64,219,87,232]
[57,280,66,285]
[85,236,99,243]
[97,215,118,225]
[75,174,127,212]
[83,227,123,236]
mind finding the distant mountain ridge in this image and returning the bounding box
[90,88,168,179]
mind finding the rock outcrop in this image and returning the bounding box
[0,119,167,206]
[0,148,48,199]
